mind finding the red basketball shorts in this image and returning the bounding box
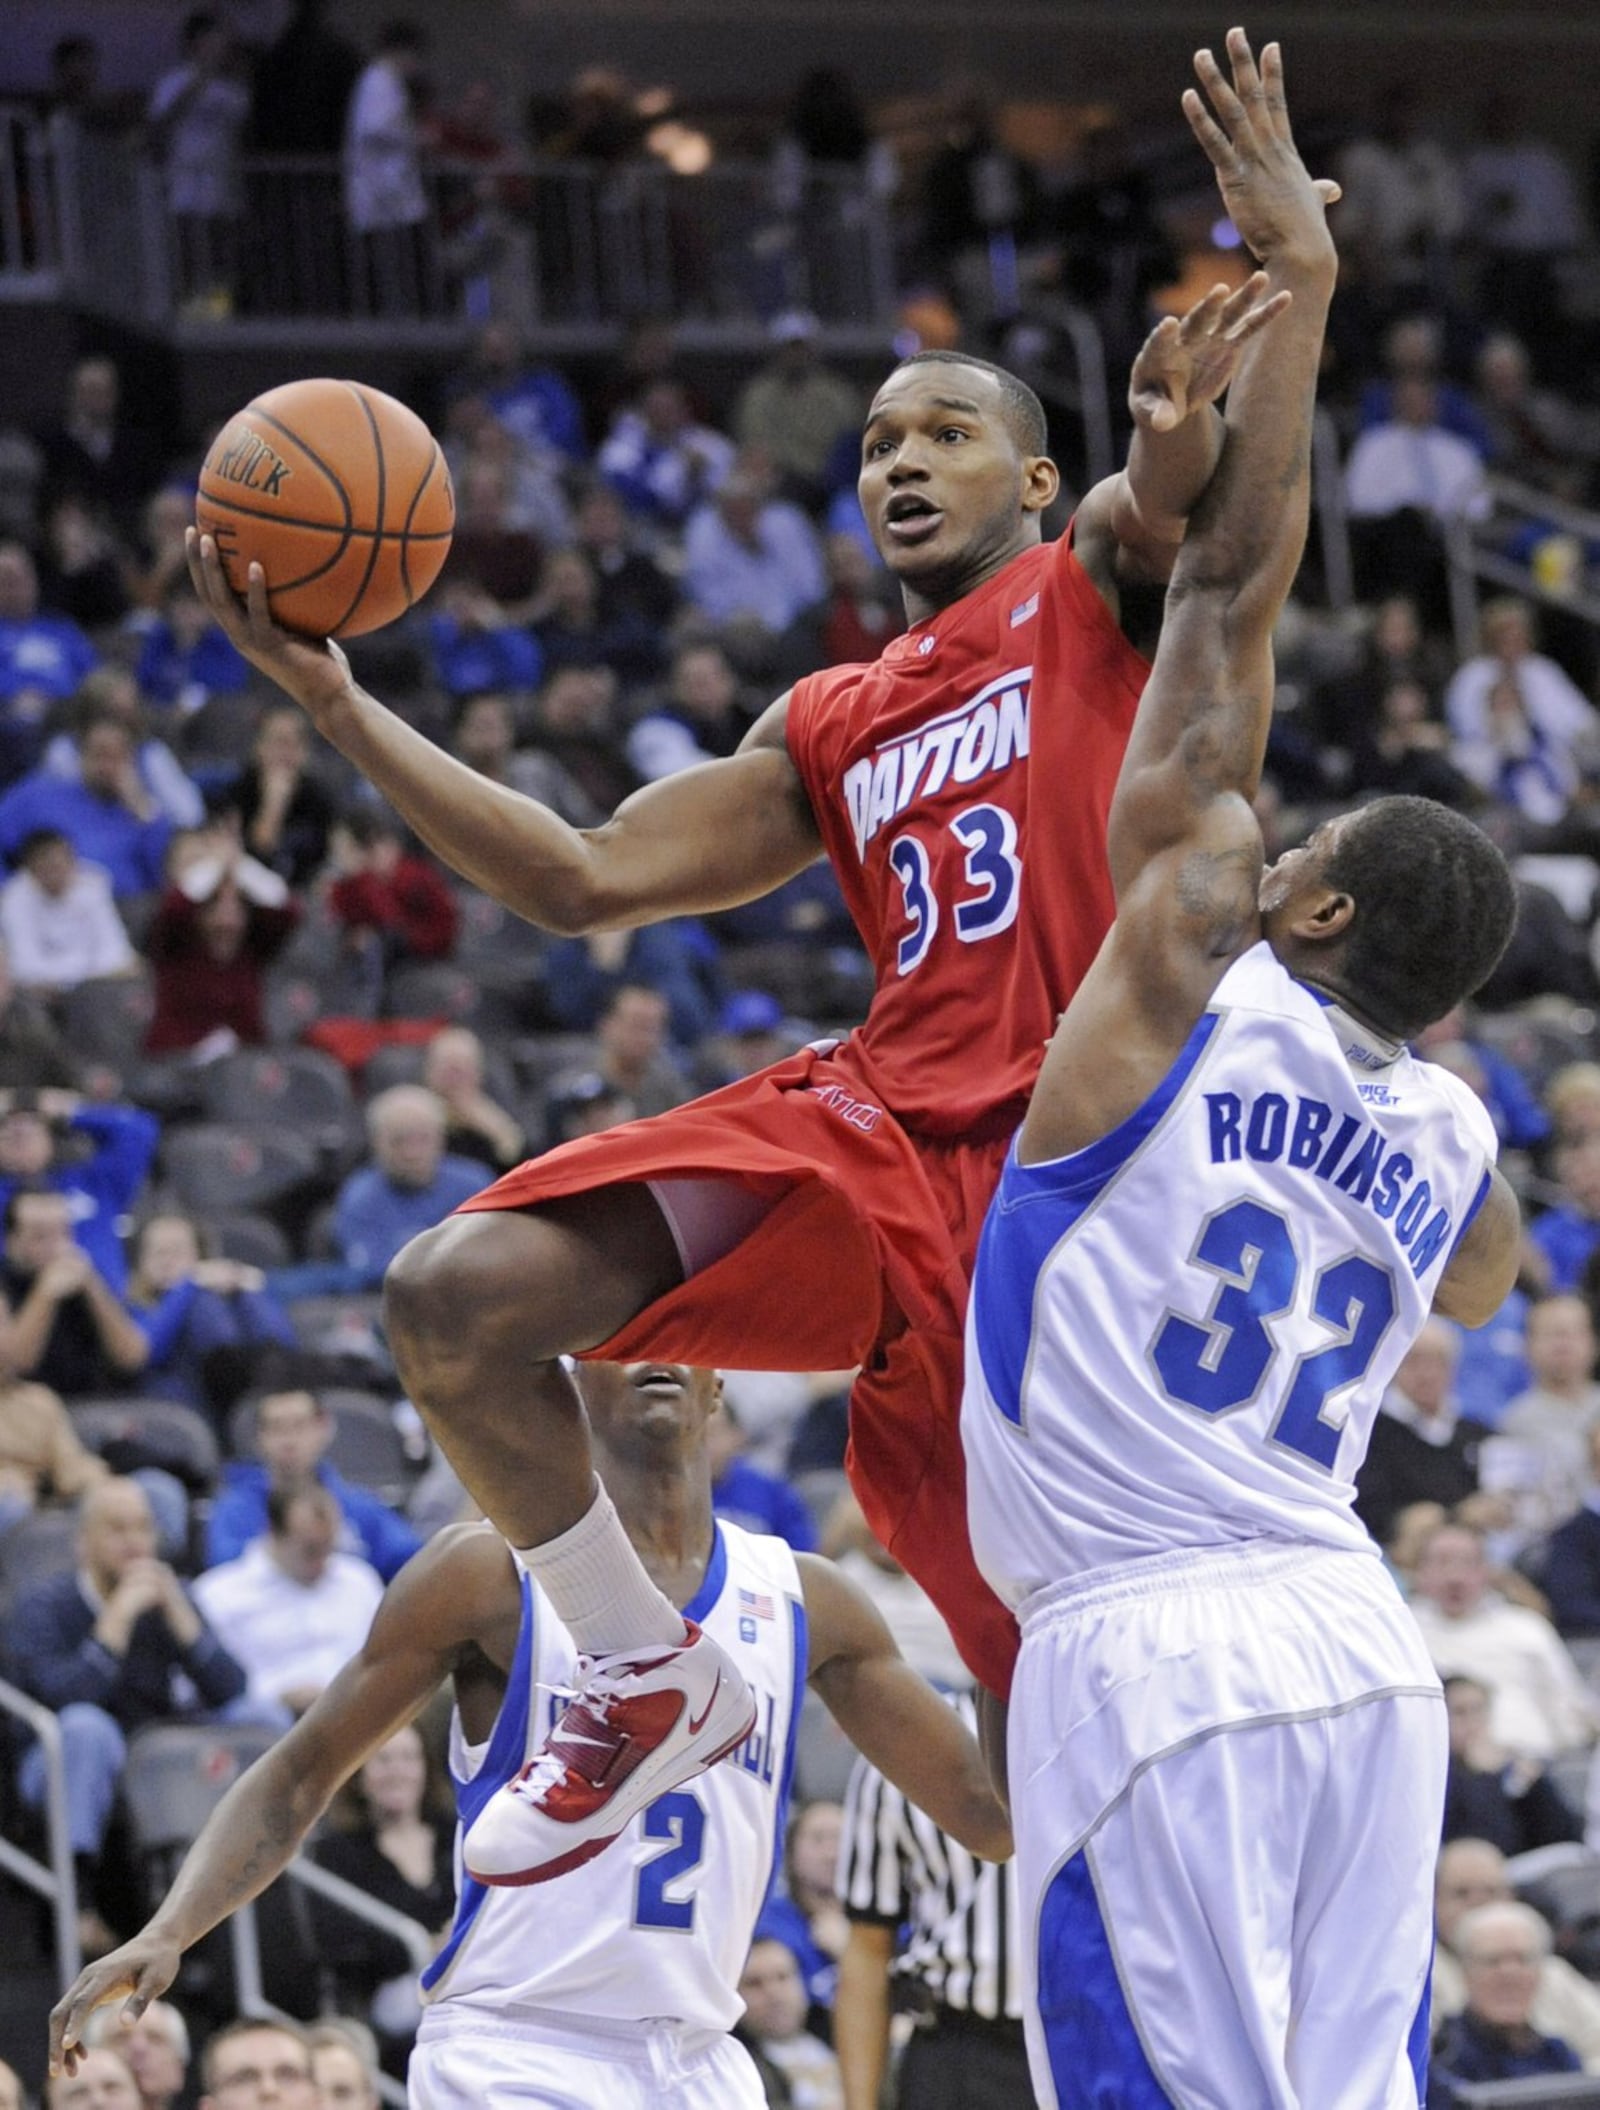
[457,1040,1020,1695]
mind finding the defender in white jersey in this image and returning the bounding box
[960,35,1522,2110]
[52,1362,1009,2110]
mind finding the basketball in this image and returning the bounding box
[195,377,455,639]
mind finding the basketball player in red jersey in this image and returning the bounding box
[189,41,1313,1883]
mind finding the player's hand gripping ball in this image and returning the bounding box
[196,377,454,638]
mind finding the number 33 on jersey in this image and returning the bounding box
[786,529,1147,1140]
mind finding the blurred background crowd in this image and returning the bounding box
[6,3,1600,2106]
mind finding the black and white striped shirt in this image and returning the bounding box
[836,1689,1024,2021]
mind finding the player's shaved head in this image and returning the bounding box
[888,351,1048,458]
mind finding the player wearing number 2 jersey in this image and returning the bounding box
[186,91,1292,1886]
[51,1361,1009,2110]
[960,36,1521,2110]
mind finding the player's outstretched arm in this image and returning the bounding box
[1435,1168,1522,1327]
[1019,36,1335,1167]
[798,1553,1012,1861]
[1106,35,1335,911]
[47,1526,507,2075]
[1077,45,1340,607]
[1077,277,1290,622]
[186,532,823,934]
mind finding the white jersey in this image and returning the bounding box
[962,943,1498,1606]
[420,1521,807,2035]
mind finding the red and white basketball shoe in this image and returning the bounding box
[462,1619,759,1886]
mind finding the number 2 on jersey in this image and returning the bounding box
[1151,1198,1398,1468]
[889,802,1021,974]
[632,1788,706,1931]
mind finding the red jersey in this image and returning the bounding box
[787,524,1148,1139]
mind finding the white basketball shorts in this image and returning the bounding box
[1008,1540,1447,2110]
[410,2003,767,2110]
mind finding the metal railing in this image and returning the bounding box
[1310,406,1355,612]
[0,107,64,288]
[0,1674,81,1991]
[230,1854,432,2110]
[1010,294,1114,490]
[0,106,897,342]
[1446,473,1600,662]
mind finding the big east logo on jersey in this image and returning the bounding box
[841,667,1031,860]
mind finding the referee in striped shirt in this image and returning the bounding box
[835,1688,1037,2109]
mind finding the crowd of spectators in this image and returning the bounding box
[7,20,1600,2110]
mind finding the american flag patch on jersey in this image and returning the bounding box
[739,1588,774,1621]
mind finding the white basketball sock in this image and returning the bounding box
[514,1481,688,1657]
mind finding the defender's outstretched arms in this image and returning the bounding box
[1020,32,1335,1164]
[1020,30,1521,1323]
[1105,35,1336,921]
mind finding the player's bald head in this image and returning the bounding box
[885,351,1048,458]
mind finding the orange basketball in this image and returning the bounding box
[196,378,455,639]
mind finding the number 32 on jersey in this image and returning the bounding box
[1151,1198,1398,1470]
[889,802,1022,974]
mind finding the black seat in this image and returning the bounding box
[262,968,330,1047]
[1518,1851,1600,1977]
[197,1048,363,1164]
[122,1722,282,1906]
[321,1390,410,1506]
[0,1508,79,1623]
[208,1211,293,1271]
[453,886,549,970]
[162,1124,321,1215]
[58,972,156,1074]
[383,962,482,1024]
[68,1398,220,1489]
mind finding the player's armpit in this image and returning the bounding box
[1432,1168,1522,1328]
[567,691,823,931]
[798,1554,1012,1860]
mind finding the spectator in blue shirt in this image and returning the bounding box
[1454,1285,1531,1429]
[682,466,826,636]
[426,580,543,699]
[42,666,206,831]
[1530,1133,1600,1293]
[1357,315,1494,456]
[1414,1007,1551,1154]
[205,1386,420,1581]
[0,539,99,779]
[0,707,172,897]
[541,921,722,1049]
[125,1211,297,1420]
[469,320,587,463]
[0,1090,158,1292]
[598,378,735,532]
[709,1392,816,1553]
[133,575,251,712]
[271,1086,485,1304]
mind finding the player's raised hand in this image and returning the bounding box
[186,527,355,719]
[48,1932,183,2077]
[1128,271,1290,433]
[1184,30,1339,270]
